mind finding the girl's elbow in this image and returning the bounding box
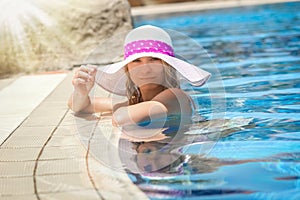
[112,107,128,126]
[67,101,85,113]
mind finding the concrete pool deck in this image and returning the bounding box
[0,71,148,199]
[1,0,299,199]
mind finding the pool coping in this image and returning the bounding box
[131,0,300,16]
[0,71,149,199]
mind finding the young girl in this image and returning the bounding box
[68,25,210,127]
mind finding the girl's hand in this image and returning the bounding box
[72,65,96,96]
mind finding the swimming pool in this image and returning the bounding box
[130,1,300,199]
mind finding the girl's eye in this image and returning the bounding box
[150,57,160,61]
[143,148,152,154]
[132,59,141,63]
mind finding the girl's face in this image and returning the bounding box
[136,142,177,172]
[127,57,165,89]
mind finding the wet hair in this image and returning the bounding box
[125,59,180,105]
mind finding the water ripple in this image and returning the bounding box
[177,141,300,160]
[215,56,300,69]
[195,88,299,99]
[207,72,300,88]
[224,112,300,121]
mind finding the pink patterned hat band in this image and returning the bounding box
[124,40,175,59]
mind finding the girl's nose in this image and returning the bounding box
[138,65,151,76]
[140,60,152,73]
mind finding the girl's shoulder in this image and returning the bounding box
[152,88,192,110]
[157,88,189,99]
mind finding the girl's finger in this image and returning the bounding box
[79,65,90,73]
[72,77,87,86]
[76,70,91,80]
[86,65,97,75]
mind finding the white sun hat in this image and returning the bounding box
[95,25,211,96]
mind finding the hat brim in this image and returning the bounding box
[95,52,211,96]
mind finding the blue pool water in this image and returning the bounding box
[131,2,300,199]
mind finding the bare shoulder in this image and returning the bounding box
[154,88,189,100]
[152,88,192,115]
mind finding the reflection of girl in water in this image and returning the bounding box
[130,141,221,174]
[120,119,256,175]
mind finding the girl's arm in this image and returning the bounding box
[113,101,167,126]
[68,95,114,114]
[68,65,117,114]
[113,88,192,126]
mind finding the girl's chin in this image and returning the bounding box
[139,83,164,90]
